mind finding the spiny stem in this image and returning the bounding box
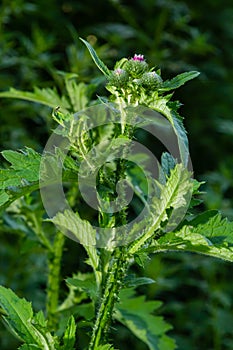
[46,230,65,331]
[88,247,128,349]
[89,99,133,349]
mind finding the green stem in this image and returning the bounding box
[29,212,52,251]
[89,97,133,349]
[88,247,128,349]
[46,230,65,331]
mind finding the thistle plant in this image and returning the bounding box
[0,38,233,350]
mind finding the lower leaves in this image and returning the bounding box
[0,287,58,350]
[115,289,176,350]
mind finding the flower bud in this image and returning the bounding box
[124,54,148,78]
[140,72,163,88]
[108,68,129,88]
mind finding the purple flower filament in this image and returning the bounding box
[133,54,144,61]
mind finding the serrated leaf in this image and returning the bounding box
[153,164,193,232]
[0,86,70,111]
[0,286,35,344]
[129,164,193,254]
[115,289,176,350]
[187,210,218,226]
[65,80,89,111]
[188,179,205,209]
[160,71,200,91]
[0,286,56,349]
[33,311,47,328]
[48,210,99,282]
[192,179,205,194]
[161,153,176,177]
[0,183,39,212]
[0,148,42,211]
[61,316,76,350]
[195,213,233,244]
[145,213,233,262]
[145,95,189,166]
[1,148,40,181]
[159,153,177,183]
[80,38,110,76]
[67,276,98,300]
[48,209,96,246]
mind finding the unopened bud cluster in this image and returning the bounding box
[107,53,163,91]
[108,68,129,88]
[124,54,148,78]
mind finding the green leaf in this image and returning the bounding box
[61,316,76,350]
[188,179,205,209]
[145,213,233,262]
[161,153,176,177]
[48,210,100,280]
[65,80,90,112]
[1,148,40,182]
[0,286,35,343]
[187,209,218,226]
[67,275,98,300]
[144,94,189,166]
[129,164,193,254]
[195,212,233,244]
[123,274,155,288]
[0,286,56,349]
[0,148,41,211]
[114,57,128,70]
[159,152,176,183]
[80,38,110,76]
[0,86,70,111]
[160,71,200,91]
[73,303,95,321]
[115,289,176,350]
[153,164,193,231]
[0,184,39,212]
[134,252,150,268]
[95,345,115,350]
[0,190,9,206]
[48,209,96,246]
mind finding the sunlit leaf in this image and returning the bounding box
[160,71,200,91]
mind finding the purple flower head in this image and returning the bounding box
[132,54,144,62]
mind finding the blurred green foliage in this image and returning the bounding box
[0,0,233,349]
